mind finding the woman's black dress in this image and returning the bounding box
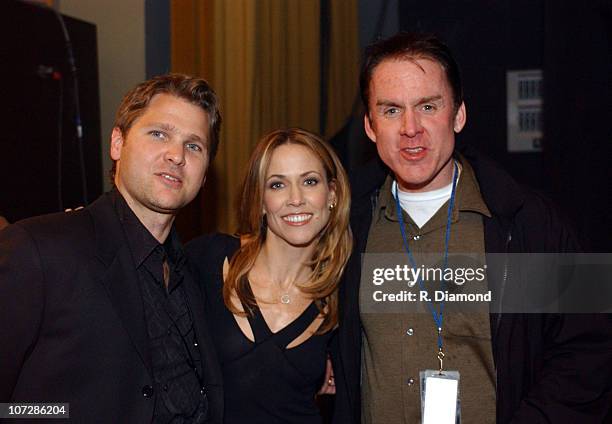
[186,233,333,424]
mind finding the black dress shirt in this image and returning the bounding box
[112,190,207,423]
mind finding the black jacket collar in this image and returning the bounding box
[456,142,524,219]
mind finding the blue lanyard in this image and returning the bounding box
[394,161,459,357]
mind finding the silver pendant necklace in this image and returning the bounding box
[280,293,291,304]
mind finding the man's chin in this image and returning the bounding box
[149,189,201,213]
[395,162,454,193]
[148,199,186,215]
[395,174,434,193]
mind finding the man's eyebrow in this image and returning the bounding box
[185,133,204,143]
[375,100,403,108]
[414,95,443,105]
[150,122,177,132]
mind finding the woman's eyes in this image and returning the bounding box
[268,177,319,189]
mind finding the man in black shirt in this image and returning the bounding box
[0,74,223,423]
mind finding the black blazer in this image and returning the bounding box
[0,193,223,423]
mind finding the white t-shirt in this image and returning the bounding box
[392,168,461,228]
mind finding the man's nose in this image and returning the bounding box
[165,142,186,166]
[400,110,423,137]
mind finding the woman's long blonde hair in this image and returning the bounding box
[224,128,353,333]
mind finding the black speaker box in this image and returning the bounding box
[0,0,102,223]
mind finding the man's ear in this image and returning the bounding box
[364,113,377,143]
[110,127,124,160]
[453,102,467,133]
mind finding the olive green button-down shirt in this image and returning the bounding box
[360,158,496,424]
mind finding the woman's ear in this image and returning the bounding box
[328,180,338,208]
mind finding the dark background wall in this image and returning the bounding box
[541,0,612,252]
[145,0,170,78]
[0,1,102,222]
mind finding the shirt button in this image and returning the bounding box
[142,385,154,398]
[163,384,168,392]
[407,378,415,386]
[413,235,421,241]
[167,329,172,336]
[406,328,414,336]
[194,342,198,347]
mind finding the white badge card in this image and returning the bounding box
[420,370,461,424]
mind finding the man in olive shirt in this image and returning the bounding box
[332,32,612,423]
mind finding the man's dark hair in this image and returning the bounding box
[110,73,222,182]
[360,32,463,114]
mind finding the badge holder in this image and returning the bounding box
[419,352,461,423]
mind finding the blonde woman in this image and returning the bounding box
[186,128,352,423]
